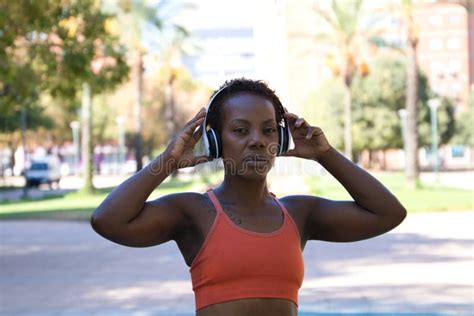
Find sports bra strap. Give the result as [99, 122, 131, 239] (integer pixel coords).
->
[206, 189, 224, 214]
[270, 192, 289, 215]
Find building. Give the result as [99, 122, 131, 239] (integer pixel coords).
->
[414, 1, 474, 170]
[416, 0, 473, 112]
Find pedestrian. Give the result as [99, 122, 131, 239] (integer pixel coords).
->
[91, 78, 407, 316]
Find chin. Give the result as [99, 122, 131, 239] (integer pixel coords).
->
[223, 159, 275, 179]
[240, 169, 270, 181]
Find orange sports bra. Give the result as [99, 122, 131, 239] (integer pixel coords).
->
[189, 189, 305, 311]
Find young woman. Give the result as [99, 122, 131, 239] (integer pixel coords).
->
[91, 78, 407, 316]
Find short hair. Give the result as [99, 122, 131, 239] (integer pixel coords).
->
[206, 78, 284, 133]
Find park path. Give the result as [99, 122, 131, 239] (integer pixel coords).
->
[0, 210, 472, 315]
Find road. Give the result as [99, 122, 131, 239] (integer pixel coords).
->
[0, 211, 473, 316]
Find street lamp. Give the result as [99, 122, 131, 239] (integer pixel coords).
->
[69, 121, 80, 175]
[115, 116, 125, 174]
[398, 109, 408, 175]
[427, 98, 441, 181]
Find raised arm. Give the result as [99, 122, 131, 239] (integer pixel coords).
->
[90, 108, 210, 247]
[282, 112, 407, 242]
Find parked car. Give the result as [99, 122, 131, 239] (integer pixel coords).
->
[25, 157, 61, 188]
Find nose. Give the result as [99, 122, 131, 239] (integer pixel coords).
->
[248, 129, 265, 150]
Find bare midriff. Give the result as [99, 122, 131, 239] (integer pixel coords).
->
[196, 297, 298, 316]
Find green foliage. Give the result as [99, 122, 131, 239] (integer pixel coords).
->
[304, 57, 456, 153]
[0, 0, 129, 134]
[302, 78, 345, 150]
[451, 89, 474, 146]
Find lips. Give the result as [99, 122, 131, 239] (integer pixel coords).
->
[243, 155, 269, 162]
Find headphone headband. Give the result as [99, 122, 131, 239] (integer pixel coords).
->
[202, 84, 291, 158]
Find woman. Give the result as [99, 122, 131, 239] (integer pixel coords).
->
[91, 78, 407, 316]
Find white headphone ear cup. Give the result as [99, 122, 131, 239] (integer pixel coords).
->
[202, 122, 211, 157]
[207, 128, 221, 158]
[277, 126, 289, 156]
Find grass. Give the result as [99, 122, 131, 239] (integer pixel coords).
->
[306, 171, 473, 212]
[0, 173, 222, 221]
[0, 171, 472, 221]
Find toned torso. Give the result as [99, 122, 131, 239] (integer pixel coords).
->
[171, 192, 309, 316]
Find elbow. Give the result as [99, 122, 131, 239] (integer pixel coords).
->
[90, 208, 109, 236]
[90, 211, 103, 235]
[391, 203, 407, 229]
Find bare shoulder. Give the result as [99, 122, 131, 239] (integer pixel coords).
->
[160, 191, 215, 216]
[278, 194, 316, 242]
[152, 191, 216, 234]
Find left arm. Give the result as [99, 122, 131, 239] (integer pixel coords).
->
[282, 112, 407, 242]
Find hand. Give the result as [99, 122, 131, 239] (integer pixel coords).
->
[163, 108, 212, 169]
[282, 111, 332, 160]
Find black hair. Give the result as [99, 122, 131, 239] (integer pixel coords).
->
[206, 78, 285, 133]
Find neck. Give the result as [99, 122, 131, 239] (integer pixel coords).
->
[215, 173, 271, 208]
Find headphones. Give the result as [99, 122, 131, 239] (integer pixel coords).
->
[202, 86, 291, 158]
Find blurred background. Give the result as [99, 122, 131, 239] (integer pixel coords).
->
[1, 0, 473, 190]
[0, 0, 473, 315]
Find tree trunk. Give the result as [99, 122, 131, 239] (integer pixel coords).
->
[81, 82, 95, 194]
[134, 51, 144, 172]
[343, 83, 353, 161]
[164, 76, 178, 177]
[405, 40, 420, 188]
[164, 80, 177, 139]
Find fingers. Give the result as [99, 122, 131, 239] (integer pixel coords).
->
[183, 111, 206, 137]
[184, 107, 207, 129]
[305, 126, 314, 139]
[192, 124, 204, 143]
[283, 111, 298, 122]
[284, 112, 312, 135]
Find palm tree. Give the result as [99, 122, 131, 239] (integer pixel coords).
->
[113, 0, 160, 172]
[402, 0, 421, 188]
[312, 0, 370, 161]
[156, 26, 197, 141]
[105, 0, 192, 171]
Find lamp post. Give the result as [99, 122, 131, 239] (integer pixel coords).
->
[398, 109, 408, 175]
[115, 116, 125, 174]
[427, 98, 440, 181]
[69, 121, 80, 175]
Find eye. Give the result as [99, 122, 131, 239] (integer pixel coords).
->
[233, 127, 248, 134]
[264, 127, 277, 134]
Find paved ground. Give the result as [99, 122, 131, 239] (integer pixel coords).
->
[1, 211, 473, 316]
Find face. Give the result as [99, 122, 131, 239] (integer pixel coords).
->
[219, 93, 279, 179]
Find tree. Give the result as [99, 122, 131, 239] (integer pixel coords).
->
[0, 0, 59, 161]
[48, 1, 129, 193]
[312, 0, 372, 161]
[352, 57, 455, 162]
[451, 88, 474, 147]
[305, 57, 456, 168]
[401, 0, 422, 188]
[1, 0, 129, 192]
[104, 0, 192, 171]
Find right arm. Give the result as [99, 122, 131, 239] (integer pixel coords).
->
[90, 107, 209, 247]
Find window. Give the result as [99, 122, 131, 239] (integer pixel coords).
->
[446, 37, 461, 50]
[448, 14, 460, 25]
[429, 38, 443, 51]
[451, 145, 465, 158]
[429, 15, 443, 26]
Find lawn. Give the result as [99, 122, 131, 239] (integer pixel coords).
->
[306, 171, 473, 212]
[0, 171, 472, 221]
[0, 172, 222, 221]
